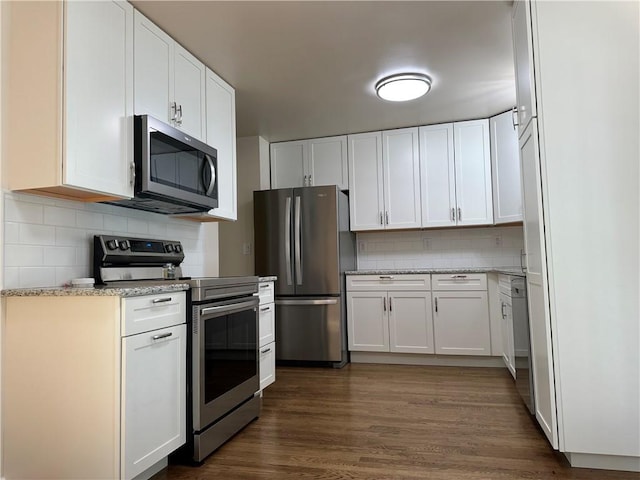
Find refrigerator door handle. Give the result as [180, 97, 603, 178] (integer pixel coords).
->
[285, 196, 293, 285]
[276, 299, 338, 306]
[294, 195, 302, 285]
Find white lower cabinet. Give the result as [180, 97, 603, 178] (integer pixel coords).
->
[258, 281, 276, 390]
[431, 273, 491, 356]
[499, 292, 516, 378]
[346, 275, 433, 354]
[3, 291, 187, 480]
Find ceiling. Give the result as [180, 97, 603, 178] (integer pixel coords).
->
[131, 1, 516, 143]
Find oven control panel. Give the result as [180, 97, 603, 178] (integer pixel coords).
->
[94, 235, 184, 261]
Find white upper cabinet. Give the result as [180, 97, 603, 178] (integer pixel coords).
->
[134, 10, 206, 141]
[491, 110, 523, 224]
[382, 128, 422, 229]
[512, 0, 537, 137]
[205, 68, 237, 221]
[420, 120, 493, 228]
[349, 129, 421, 231]
[453, 120, 493, 226]
[270, 136, 348, 190]
[270, 141, 308, 189]
[7, 1, 134, 201]
[348, 132, 385, 230]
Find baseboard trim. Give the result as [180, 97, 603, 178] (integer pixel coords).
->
[565, 452, 640, 472]
[350, 352, 506, 368]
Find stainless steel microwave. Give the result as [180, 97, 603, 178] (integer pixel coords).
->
[105, 115, 218, 215]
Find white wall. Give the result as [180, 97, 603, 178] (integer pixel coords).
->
[0, 1, 6, 476]
[218, 136, 269, 276]
[357, 226, 524, 270]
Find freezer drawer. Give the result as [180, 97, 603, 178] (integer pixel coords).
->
[275, 297, 342, 362]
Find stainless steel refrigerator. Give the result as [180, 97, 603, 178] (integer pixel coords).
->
[254, 185, 355, 366]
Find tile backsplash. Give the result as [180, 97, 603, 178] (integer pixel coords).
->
[356, 226, 524, 270]
[3, 191, 208, 288]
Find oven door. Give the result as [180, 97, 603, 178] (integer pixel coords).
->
[192, 296, 259, 431]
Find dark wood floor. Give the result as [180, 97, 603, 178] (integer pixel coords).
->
[157, 364, 637, 479]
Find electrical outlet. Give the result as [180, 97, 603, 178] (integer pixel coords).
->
[423, 238, 431, 250]
[242, 242, 251, 255]
[494, 235, 502, 247]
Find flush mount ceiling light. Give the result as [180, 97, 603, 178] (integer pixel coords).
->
[375, 73, 432, 102]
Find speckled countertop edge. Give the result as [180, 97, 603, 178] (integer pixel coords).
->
[258, 276, 278, 282]
[345, 268, 525, 277]
[1, 283, 191, 297]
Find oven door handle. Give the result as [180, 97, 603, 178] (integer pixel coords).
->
[200, 299, 257, 317]
[275, 299, 338, 306]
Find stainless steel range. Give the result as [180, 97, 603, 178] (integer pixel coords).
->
[93, 235, 261, 464]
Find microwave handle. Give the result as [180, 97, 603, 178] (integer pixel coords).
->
[203, 154, 216, 197]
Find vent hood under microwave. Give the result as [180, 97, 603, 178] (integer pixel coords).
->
[103, 115, 218, 215]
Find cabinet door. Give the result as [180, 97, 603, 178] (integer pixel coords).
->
[259, 302, 275, 347]
[419, 123, 456, 227]
[133, 10, 174, 123]
[433, 291, 491, 355]
[64, 0, 133, 198]
[453, 120, 493, 226]
[122, 324, 186, 480]
[491, 110, 523, 224]
[520, 120, 558, 448]
[346, 291, 389, 352]
[205, 68, 237, 220]
[270, 141, 307, 189]
[259, 342, 276, 390]
[308, 136, 348, 190]
[512, 0, 537, 136]
[382, 128, 422, 229]
[174, 43, 206, 141]
[347, 132, 385, 231]
[388, 291, 434, 354]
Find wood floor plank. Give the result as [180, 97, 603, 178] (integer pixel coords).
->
[154, 364, 637, 479]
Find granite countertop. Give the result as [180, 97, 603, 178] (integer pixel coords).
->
[345, 268, 525, 277]
[258, 276, 278, 282]
[1, 283, 191, 297]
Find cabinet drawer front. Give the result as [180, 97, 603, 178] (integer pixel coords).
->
[122, 292, 186, 336]
[258, 282, 275, 305]
[498, 274, 511, 289]
[347, 274, 431, 291]
[431, 273, 487, 291]
[259, 342, 276, 390]
[259, 303, 275, 348]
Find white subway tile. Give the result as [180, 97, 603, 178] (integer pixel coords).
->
[19, 267, 56, 288]
[55, 227, 86, 246]
[43, 246, 77, 266]
[44, 206, 77, 227]
[5, 222, 20, 244]
[76, 247, 90, 266]
[5, 198, 44, 224]
[104, 214, 128, 232]
[76, 211, 104, 229]
[4, 267, 20, 289]
[19, 224, 56, 245]
[127, 218, 149, 235]
[148, 222, 168, 237]
[5, 245, 44, 267]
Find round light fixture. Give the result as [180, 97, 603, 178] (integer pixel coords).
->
[375, 73, 432, 102]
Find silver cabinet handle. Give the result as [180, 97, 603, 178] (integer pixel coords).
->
[176, 104, 183, 126]
[383, 297, 386, 312]
[261, 347, 271, 354]
[260, 306, 271, 312]
[170, 102, 177, 122]
[501, 302, 506, 319]
[130, 161, 135, 187]
[511, 107, 519, 130]
[294, 195, 302, 285]
[152, 332, 172, 340]
[259, 284, 270, 289]
[308, 175, 312, 186]
[451, 275, 467, 279]
[451, 207, 455, 222]
[152, 297, 172, 304]
[379, 212, 383, 225]
[520, 249, 527, 272]
[389, 297, 393, 312]
[458, 207, 462, 221]
[435, 297, 438, 313]
[379, 275, 394, 279]
[385, 211, 389, 225]
[285, 196, 293, 286]
[203, 154, 216, 197]
[303, 175, 307, 186]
